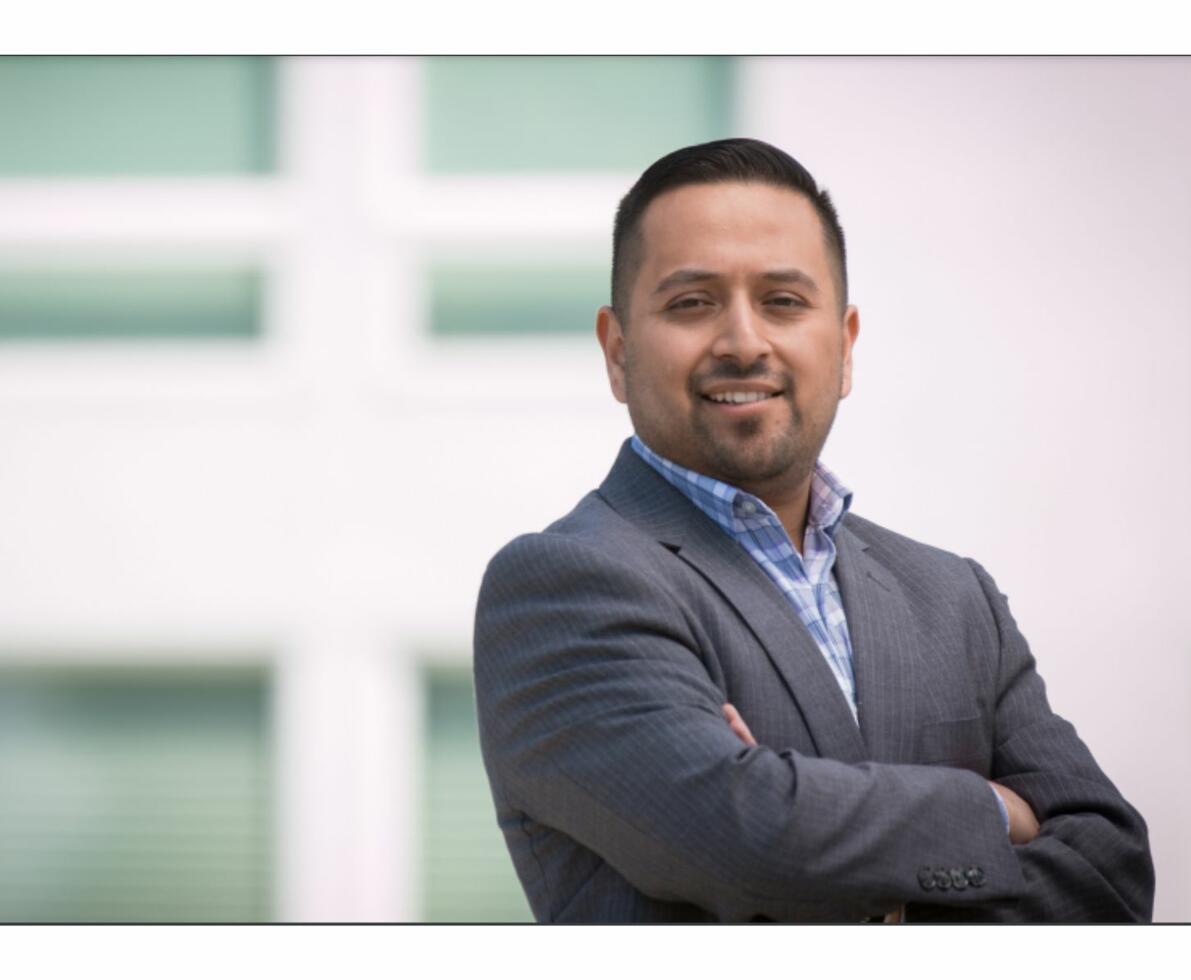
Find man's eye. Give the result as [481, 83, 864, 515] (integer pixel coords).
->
[767, 295, 807, 308]
[667, 297, 709, 311]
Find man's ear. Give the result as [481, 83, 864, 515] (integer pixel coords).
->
[839, 304, 860, 399]
[596, 305, 628, 404]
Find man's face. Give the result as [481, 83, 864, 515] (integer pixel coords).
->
[597, 181, 859, 496]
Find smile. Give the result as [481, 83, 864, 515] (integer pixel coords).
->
[702, 391, 782, 404]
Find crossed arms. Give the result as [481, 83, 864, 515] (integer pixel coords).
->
[474, 532, 1154, 922]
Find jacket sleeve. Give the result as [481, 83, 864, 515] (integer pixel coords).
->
[474, 532, 1027, 922]
[909, 559, 1155, 922]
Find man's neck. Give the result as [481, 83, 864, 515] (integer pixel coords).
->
[736, 472, 814, 555]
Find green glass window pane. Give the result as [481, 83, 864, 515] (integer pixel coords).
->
[429, 262, 605, 336]
[421, 665, 532, 922]
[0, 268, 262, 342]
[424, 57, 734, 173]
[0, 57, 275, 176]
[0, 665, 273, 923]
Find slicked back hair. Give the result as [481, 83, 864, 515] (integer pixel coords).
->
[610, 138, 848, 322]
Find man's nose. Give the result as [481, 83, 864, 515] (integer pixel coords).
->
[710, 299, 773, 365]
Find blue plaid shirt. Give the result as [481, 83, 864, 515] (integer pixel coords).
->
[631, 434, 859, 719]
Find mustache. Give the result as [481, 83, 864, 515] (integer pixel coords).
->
[691, 364, 790, 390]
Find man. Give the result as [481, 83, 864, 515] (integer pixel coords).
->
[473, 138, 1154, 923]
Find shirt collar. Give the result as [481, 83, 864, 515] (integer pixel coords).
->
[630, 434, 853, 541]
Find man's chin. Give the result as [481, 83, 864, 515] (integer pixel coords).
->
[705, 442, 803, 489]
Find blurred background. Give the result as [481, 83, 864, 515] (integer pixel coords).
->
[0, 56, 1187, 923]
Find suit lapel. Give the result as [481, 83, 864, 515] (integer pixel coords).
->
[598, 442, 869, 765]
[834, 520, 921, 763]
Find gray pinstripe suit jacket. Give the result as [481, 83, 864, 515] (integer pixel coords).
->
[473, 441, 1154, 922]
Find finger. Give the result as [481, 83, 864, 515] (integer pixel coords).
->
[721, 703, 758, 746]
[721, 703, 746, 741]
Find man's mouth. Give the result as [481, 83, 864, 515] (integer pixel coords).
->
[701, 390, 783, 405]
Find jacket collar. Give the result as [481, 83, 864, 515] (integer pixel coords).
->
[597, 439, 920, 764]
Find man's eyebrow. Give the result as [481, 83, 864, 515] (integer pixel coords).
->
[761, 268, 820, 292]
[652, 269, 718, 295]
[651, 267, 821, 294]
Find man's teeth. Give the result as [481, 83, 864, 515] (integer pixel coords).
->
[706, 391, 775, 404]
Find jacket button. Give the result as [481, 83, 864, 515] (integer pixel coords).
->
[966, 866, 986, 888]
[917, 866, 935, 891]
[950, 867, 968, 890]
[933, 867, 951, 891]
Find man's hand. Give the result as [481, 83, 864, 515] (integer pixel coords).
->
[724, 704, 1063, 922]
[989, 781, 1041, 844]
[722, 703, 757, 747]
[724, 704, 1042, 847]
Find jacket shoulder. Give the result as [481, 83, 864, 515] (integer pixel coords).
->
[488, 489, 664, 571]
[842, 511, 965, 560]
[841, 511, 984, 595]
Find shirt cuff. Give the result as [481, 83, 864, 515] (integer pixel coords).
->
[989, 784, 1010, 833]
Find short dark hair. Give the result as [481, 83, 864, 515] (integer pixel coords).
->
[610, 137, 848, 320]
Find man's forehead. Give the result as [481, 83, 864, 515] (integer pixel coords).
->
[640, 180, 820, 228]
[635, 182, 829, 275]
